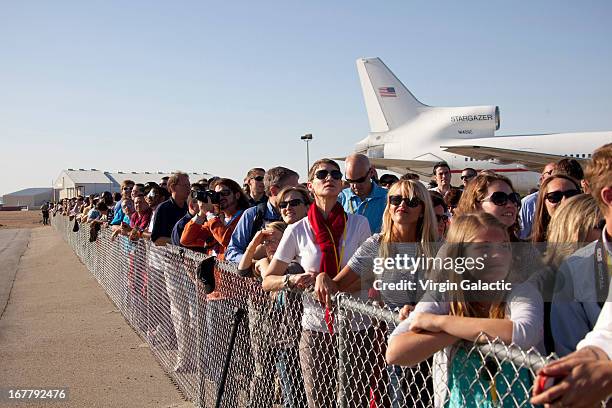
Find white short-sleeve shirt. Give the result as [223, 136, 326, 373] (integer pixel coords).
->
[274, 212, 372, 332]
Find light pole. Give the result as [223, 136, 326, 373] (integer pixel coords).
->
[300, 133, 313, 176]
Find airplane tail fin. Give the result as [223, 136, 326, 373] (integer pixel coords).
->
[357, 57, 427, 132]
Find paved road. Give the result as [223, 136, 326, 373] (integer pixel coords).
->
[0, 229, 30, 319]
[0, 227, 190, 407]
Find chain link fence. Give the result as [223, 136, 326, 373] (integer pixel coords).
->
[53, 215, 559, 408]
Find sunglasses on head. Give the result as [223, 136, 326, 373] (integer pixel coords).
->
[389, 195, 422, 208]
[251, 175, 264, 182]
[279, 198, 305, 209]
[482, 191, 521, 208]
[314, 169, 343, 180]
[544, 189, 580, 204]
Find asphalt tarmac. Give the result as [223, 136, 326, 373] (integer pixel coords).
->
[0, 227, 190, 407]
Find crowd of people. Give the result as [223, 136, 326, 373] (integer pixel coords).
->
[50, 144, 612, 407]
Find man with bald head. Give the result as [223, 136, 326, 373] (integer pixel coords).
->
[338, 153, 387, 233]
[519, 162, 556, 239]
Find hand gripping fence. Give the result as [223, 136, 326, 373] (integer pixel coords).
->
[53, 215, 583, 408]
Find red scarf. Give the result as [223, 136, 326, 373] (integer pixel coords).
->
[308, 202, 346, 334]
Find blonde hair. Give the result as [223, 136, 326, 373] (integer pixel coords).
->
[266, 221, 288, 235]
[531, 174, 581, 242]
[443, 212, 509, 319]
[544, 194, 602, 269]
[456, 172, 519, 239]
[379, 180, 438, 260]
[585, 143, 612, 214]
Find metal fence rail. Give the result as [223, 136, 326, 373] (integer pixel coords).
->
[52, 215, 557, 408]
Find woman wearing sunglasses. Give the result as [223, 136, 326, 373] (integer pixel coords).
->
[263, 158, 371, 408]
[531, 174, 582, 243]
[455, 173, 522, 241]
[315, 179, 438, 407]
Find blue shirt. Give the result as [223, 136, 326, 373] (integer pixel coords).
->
[150, 198, 188, 243]
[172, 211, 196, 247]
[551, 231, 611, 356]
[225, 201, 281, 263]
[519, 192, 538, 240]
[338, 181, 387, 233]
[110, 200, 125, 226]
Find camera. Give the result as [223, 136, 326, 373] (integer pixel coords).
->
[191, 189, 220, 204]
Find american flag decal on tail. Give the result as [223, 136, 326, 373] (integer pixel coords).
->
[378, 87, 396, 97]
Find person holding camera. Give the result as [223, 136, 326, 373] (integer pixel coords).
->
[180, 178, 250, 259]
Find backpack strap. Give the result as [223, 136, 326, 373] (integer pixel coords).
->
[249, 202, 268, 242]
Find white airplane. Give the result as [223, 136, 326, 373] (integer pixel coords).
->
[350, 57, 612, 191]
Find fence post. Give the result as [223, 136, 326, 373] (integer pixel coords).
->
[196, 286, 206, 408]
[215, 307, 247, 408]
[335, 293, 349, 408]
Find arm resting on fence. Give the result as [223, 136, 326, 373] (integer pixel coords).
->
[386, 330, 457, 367]
[437, 315, 513, 344]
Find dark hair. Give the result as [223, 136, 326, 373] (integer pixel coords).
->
[555, 158, 584, 181]
[429, 191, 448, 212]
[96, 202, 108, 212]
[379, 173, 399, 186]
[444, 188, 463, 209]
[462, 167, 477, 175]
[277, 186, 313, 207]
[400, 172, 420, 181]
[210, 178, 251, 210]
[102, 191, 113, 205]
[113, 192, 122, 202]
[244, 168, 265, 196]
[433, 162, 450, 175]
[149, 186, 170, 201]
[265, 167, 300, 196]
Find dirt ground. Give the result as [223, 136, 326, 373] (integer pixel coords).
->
[0, 210, 45, 229]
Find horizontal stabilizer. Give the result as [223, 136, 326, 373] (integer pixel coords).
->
[441, 145, 588, 171]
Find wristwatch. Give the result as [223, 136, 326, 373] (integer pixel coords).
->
[282, 274, 291, 289]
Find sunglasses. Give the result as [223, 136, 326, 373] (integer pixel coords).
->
[218, 190, 233, 197]
[314, 169, 343, 180]
[481, 191, 521, 208]
[345, 173, 370, 184]
[251, 176, 264, 182]
[460, 174, 476, 181]
[389, 195, 422, 208]
[279, 198, 305, 209]
[436, 214, 449, 223]
[545, 189, 580, 204]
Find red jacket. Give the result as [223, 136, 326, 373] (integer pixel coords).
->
[180, 211, 243, 260]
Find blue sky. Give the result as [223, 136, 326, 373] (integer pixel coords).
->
[1, 0, 611, 196]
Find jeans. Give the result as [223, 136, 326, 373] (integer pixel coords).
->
[276, 347, 307, 408]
